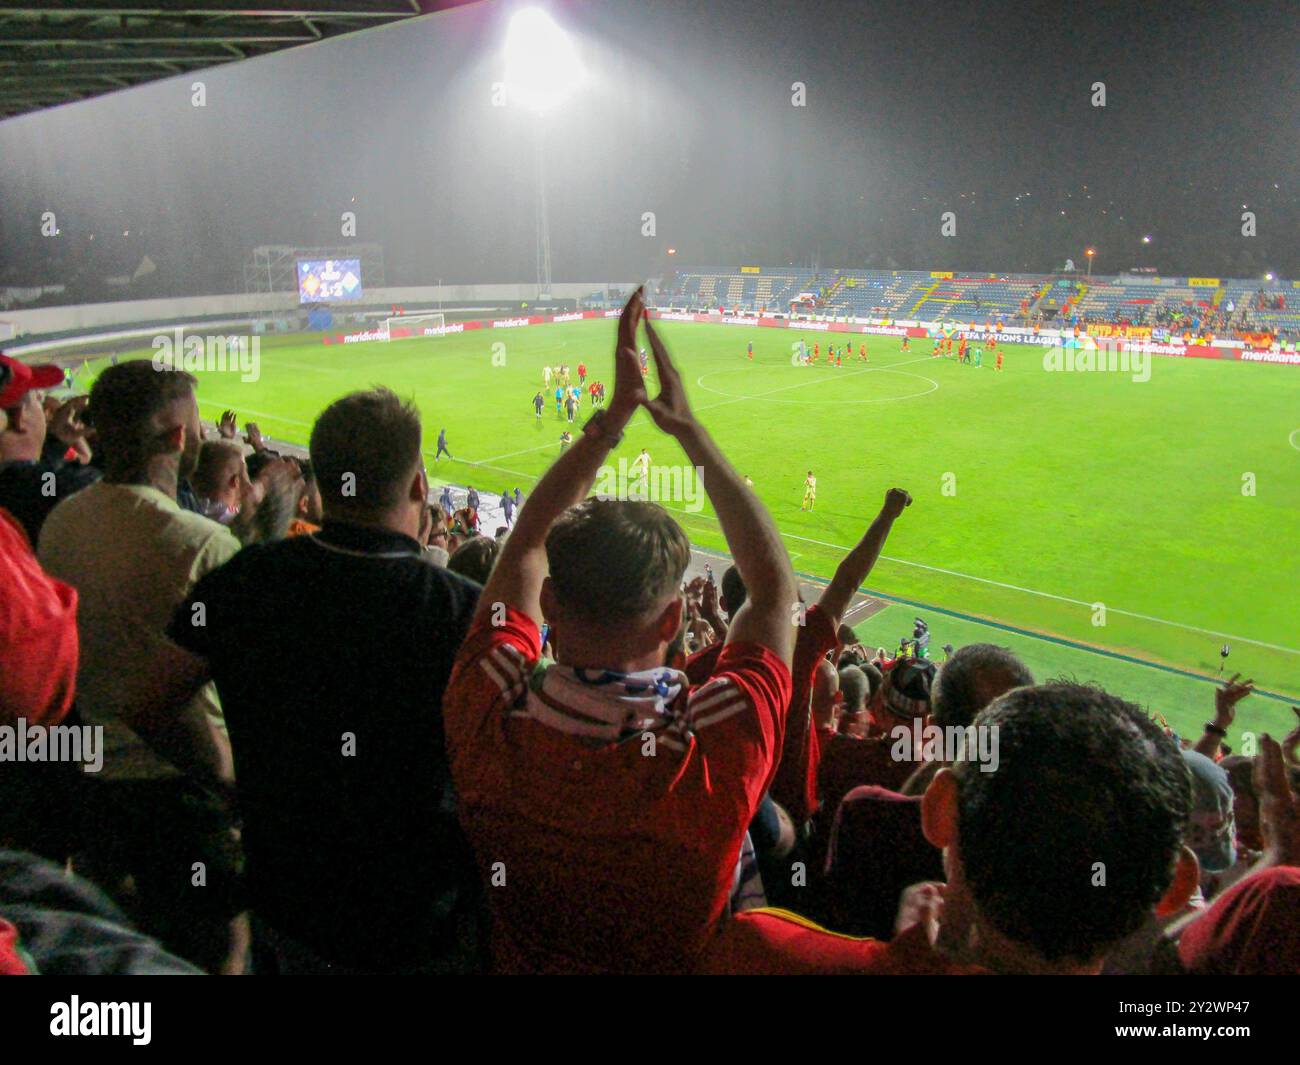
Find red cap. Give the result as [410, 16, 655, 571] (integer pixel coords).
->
[0, 353, 65, 409]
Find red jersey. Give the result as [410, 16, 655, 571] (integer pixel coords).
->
[0, 508, 78, 727]
[1178, 866, 1300, 975]
[769, 604, 838, 824]
[444, 606, 793, 974]
[577, 363, 587, 377]
[700, 910, 988, 975]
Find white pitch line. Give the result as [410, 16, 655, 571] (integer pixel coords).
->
[199, 400, 312, 429]
[472, 440, 570, 465]
[651, 503, 1300, 657]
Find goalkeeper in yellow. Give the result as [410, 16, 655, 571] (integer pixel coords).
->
[801, 470, 817, 511]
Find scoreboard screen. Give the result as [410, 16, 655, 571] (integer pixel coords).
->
[297, 259, 362, 303]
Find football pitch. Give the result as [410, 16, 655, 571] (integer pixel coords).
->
[87, 318, 1300, 736]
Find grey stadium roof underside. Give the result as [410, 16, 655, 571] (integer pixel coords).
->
[0, 1, 477, 121]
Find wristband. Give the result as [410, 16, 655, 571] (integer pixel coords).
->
[1203, 721, 1227, 738]
[582, 409, 623, 447]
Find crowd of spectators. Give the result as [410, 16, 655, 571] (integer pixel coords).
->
[1, 291, 1297, 975]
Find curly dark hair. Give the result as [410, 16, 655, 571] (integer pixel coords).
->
[953, 683, 1191, 963]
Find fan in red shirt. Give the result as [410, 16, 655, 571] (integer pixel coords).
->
[0, 505, 78, 727]
[707, 683, 1224, 974]
[817, 642, 1035, 936]
[444, 289, 799, 974]
[817, 657, 937, 816]
[0, 387, 78, 729]
[686, 489, 913, 828]
[1173, 735, 1300, 975]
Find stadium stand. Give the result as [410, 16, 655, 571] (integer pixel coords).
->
[654, 265, 1300, 342]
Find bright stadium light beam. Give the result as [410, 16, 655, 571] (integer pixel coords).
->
[505, 8, 586, 114]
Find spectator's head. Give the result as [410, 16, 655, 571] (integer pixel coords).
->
[541, 499, 691, 670]
[1181, 749, 1237, 873]
[921, 683, 1197, 973]
[931, 643, 1034, 730]
[871, 658, 935, 730]
[836, 623, 857, 647]
[0, 354, 62, 462]
[838, 665, 869, 715]
[860, 661, 883, 702]
[192, 440, 249, 511]
[423, 503, 449, 552]
[447, 534, 501, 585]
[811, 658, 840, 729]
[1218, 755, 1262, 853]
[296, 458, 323, 524]
[719, 564, 746, 617]
[309, 388, 425, 537]
[85, 361, 201, 485]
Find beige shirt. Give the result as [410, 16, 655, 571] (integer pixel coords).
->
[39, 482, 241, 780]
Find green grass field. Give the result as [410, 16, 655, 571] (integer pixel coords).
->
[84, 318, 1300, 738]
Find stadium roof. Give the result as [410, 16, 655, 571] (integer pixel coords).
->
[0, 1, 475, 122]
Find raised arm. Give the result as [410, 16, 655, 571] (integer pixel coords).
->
[475, 290, 649, 627]
[641, 314, 797, 666]
[817, 488, 912, 626]
[1192, 673, 1252, 759]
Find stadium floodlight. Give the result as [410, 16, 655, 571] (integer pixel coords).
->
[504, 9, 586, 302]
[505, 8, 586, 114]
[1265, 272, 1275, 281]
[1142, 235, 1152, 244]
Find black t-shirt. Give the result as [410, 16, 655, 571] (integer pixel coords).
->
[169, 520, 481, 969]
[0, 458, 101, 547]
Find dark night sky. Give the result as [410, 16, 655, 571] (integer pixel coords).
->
[0, 0, 1296, 301]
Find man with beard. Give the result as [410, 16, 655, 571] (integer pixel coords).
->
[39, 362, 251, 973]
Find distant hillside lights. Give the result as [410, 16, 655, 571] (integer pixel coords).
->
[151, 328, 260, 382]
[1043, 340, 1150, 383]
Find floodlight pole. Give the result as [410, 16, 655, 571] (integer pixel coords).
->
[535, 123, 553, 302]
